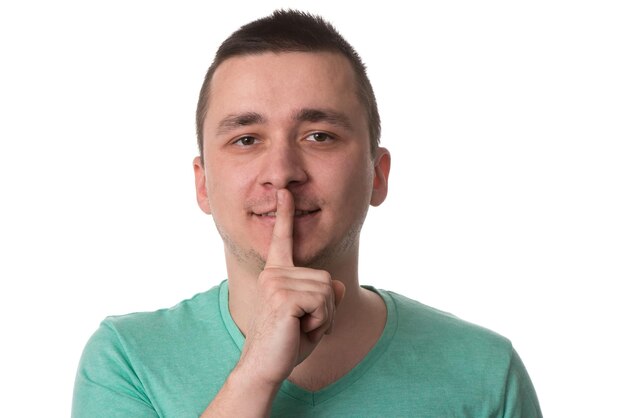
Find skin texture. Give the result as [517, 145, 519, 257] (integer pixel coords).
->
[194, 51, 391, 417]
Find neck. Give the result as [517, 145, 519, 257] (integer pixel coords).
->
[225, 243, 364, 337]
[223, 242, 388, 391]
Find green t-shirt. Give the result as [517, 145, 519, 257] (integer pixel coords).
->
[72, 281, 542, 417]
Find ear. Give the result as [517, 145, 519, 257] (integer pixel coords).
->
[370, 147, 391, 207]
[193, 156, 212, 214]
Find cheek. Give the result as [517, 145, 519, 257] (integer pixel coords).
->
[205, 165, 251, 215]
[324, 157, 374, 208]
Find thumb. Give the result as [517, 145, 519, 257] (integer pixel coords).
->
[323, 280, 346, 337]
[332, 280, 346, 308]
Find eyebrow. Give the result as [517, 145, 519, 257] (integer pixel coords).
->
[215, 108, 353, 136]
[293, 108, 353, 131]
[216, 112, 266, 135]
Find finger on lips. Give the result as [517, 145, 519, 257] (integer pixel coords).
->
[266, 189, 295, 268]
[261, 188, 344, 341]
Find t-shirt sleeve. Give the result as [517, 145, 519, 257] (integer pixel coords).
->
[501, 348, 543, 418]
[72, 321, 159, 418]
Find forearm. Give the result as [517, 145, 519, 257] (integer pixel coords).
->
[200, 364, 281, 418]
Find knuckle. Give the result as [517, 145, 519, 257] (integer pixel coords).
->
[315, 294, 329, 315]
[259, 269, 284, 287]
[259, 267, 279, 279]
[270, 287, 290, 305]
[314, 291, 325, 304]
[257, 269, 272, 284]
[318, 280, 333, 299]
[258, 275, 287, 300]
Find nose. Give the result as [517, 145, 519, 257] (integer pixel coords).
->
[257, 140, 308, 190]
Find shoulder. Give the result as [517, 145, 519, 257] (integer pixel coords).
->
[73, 282, 239, 416]
[103, 283, 222, 341]
[381, 289, 514, 376]
[386, 289, 511, 345]
[364, 289, 542, 416]
[81, 282, 227, 370]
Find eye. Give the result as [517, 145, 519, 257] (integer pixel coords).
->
[234, 136, 258, 146]
[305, 132, 334, 142]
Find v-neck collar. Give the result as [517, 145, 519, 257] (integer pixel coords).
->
[218, 280, 398, 405]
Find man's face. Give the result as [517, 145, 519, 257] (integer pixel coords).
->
[194, 52, 390, 271]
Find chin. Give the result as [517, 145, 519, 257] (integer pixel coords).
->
[294, 224, 362, 269]
[292, 244, 343, 269]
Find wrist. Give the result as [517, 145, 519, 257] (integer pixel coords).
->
[229, 361, 283, 401]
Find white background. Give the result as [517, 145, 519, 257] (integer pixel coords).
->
[1, 1, 624, 416]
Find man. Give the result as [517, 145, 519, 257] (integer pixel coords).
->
[73, 10, 542, 417]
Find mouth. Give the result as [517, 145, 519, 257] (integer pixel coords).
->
[255, 209, 320, 217]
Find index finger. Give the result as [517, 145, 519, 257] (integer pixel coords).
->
[265, 189, 294, 267]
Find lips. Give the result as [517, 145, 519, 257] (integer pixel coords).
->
[255, 209, 320, 217]
[247, 195, 322, 219]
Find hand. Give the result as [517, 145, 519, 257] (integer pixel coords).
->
[237, 189, 345, 387]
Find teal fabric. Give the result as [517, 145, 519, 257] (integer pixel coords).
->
[72, 281, 542, 417]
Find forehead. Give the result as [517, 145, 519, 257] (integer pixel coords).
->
[205, 52, 365, 129]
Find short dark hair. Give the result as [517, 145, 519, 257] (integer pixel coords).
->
[195, 9, 381, 159]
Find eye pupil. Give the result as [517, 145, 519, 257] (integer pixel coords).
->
[313, 133, 327, 142]
[241, 136, 254, 145]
